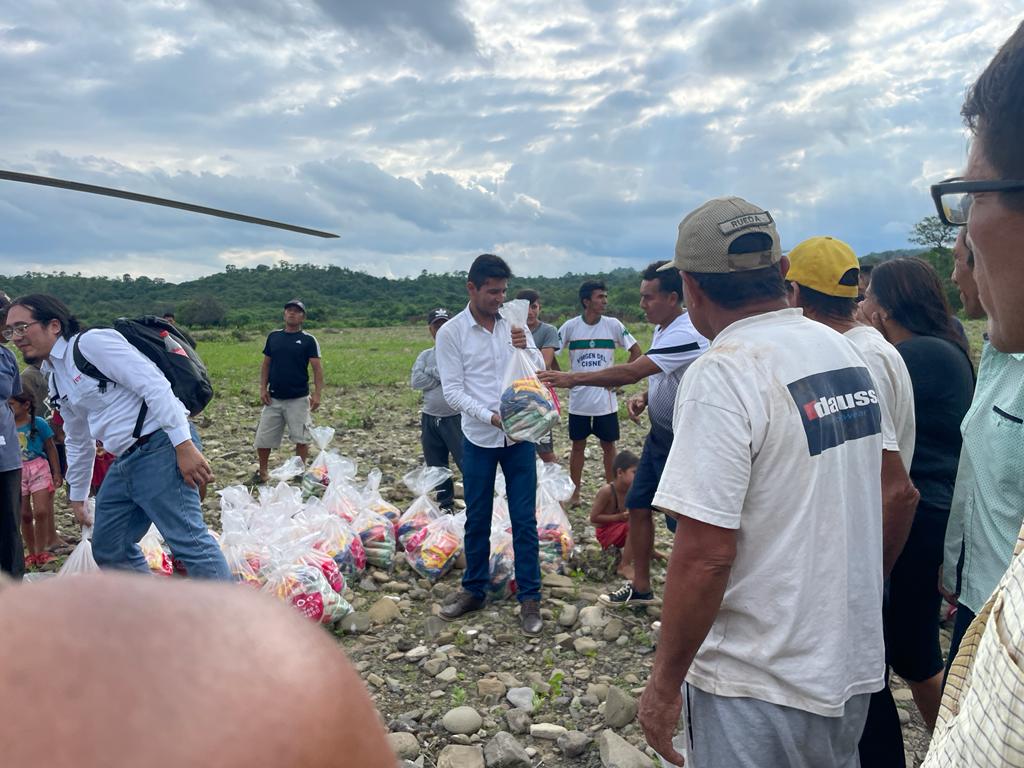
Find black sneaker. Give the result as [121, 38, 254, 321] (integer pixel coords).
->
[599, 582, 660, 607]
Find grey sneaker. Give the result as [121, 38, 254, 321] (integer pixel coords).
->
[598, 582, 660, 607]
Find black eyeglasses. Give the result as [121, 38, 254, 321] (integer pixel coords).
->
[930, 177, 1024, 226]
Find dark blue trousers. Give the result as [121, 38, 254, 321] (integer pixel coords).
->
[461, 439, 540, 603]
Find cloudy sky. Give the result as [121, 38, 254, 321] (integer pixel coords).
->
[1, 0, 1019, 282]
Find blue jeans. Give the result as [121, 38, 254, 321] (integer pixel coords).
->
[93, 426, 231, 580]
[461, 439, 540, 603]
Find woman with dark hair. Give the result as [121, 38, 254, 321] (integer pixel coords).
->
[858, 257, 975, 731]
[0, 292, 26, 578]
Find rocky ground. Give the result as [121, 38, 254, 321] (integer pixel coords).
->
[40, 379, 941, 768]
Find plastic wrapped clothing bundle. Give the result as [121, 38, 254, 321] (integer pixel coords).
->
[497, 299, 560, 443]
[360, 469, 402, 529]
[404, 514, 463, 581]
[352, 508, 397, 570]
[261, 564, 351, 625]
[395, 465, 452, 549]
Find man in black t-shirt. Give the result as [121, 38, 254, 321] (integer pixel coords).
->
[254, 300, 323, 483]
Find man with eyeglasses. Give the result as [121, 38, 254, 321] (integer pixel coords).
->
[924, 20, 1024, 766]
[1, 294, 230, 580]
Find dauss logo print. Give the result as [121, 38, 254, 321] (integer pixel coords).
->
[787, 366, 882, 456]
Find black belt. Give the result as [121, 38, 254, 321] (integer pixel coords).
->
[120, 432, 156, 459]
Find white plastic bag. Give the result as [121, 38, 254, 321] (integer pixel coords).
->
[268, 455, 305, 483]
[57, 526, 100, 578]
[404, 513, 463, 582]
[498, 299, 559, 442]
[395, 465, 452, 549]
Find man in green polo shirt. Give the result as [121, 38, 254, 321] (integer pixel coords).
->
[940, 229, 1024, 680]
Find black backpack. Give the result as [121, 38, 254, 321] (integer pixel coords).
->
[72, 316, 214, 438]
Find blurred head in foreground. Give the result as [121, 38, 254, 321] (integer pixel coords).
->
[0, 575, 393, 768]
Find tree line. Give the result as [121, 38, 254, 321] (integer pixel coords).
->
[1, 219, 959, 330]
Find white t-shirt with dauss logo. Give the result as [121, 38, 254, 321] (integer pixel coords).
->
[653, 308, 885, 717]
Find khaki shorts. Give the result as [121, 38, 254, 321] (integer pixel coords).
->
[255, 397, 313, 448]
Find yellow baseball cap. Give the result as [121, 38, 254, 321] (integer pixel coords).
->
[786, 236, 860, 298]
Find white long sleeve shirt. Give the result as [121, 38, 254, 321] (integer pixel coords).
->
[435, 304, 543, 448]
[43, 331, 192, 502]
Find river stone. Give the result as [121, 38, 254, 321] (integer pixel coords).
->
[574, 637, 599, 654]
[505, 708, 532, 735]
[405, 645, 430, 660]
[483, 731, 531, 768]
[437, 744, 485, 768]
[602, 618, 624, 642]
[587, 683, 609, 702]
[530, 723, 568, 740]
[423, 658, 447, 676]
[338, 611, 371, 634]
[436, 666, 459, 683]
[424, 616, 448, 639]
[443, 706, 484, 735]
[368, 596, 401, 624]
[579, 605, 606, 627]
[542, 573, 575, 589]
[506, 687, 536, 712]
[604, 686, 637, 728]
[386, 732, 420, 760]
[557, 730, 592, 758]
[477, 678, 507, 704]
[558, 604, 579, 627]
[597, 729, 651, 768]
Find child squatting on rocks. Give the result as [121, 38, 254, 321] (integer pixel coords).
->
[590, 450, 667, 581]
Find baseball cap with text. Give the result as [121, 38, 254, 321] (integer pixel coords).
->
[786, 236, 860, 298]
[659, 196, 782, 274]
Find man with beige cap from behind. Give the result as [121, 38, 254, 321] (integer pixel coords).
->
[638, 198, 886, 767]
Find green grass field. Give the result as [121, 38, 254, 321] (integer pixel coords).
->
[196, 318, 985, 392]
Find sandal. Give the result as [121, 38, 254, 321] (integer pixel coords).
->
[33, 552, 55, 566]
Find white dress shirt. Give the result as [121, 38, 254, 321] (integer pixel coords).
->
[43, 331, 192, 502]
[435, 304, 543, 448]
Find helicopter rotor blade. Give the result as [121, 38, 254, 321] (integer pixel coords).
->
[0, 170, 339, 239]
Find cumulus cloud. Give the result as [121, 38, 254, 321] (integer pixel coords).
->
[0, 0, 1021, 280]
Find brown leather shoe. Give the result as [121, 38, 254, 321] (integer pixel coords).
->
[520, 599, 542, 637]
[439, 590, 485, 621]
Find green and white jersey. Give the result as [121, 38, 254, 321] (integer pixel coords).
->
[557, 315, 637, 416]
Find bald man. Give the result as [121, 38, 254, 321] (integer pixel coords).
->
[0, 575, 393, 768]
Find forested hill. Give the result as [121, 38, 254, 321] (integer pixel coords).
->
[0, 263, 650, 329]
[0, 249, 923, 329]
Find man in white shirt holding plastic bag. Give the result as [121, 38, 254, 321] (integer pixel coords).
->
[435, 254, 548, 636]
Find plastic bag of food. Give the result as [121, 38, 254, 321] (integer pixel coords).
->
[300, 426, 335, 496]
[57, 526, 99, 578]
[498, 299, 560, 443]
[261, 563, 351, 625]
[352, 508, 397, 570]
[218, 485, 259, 535]
[139, 524, 173, 576]
[395, 465, 452, 549]
[220, 531, 265, 588]
[315, 514, 367, 577]
[360, 469, 402, 529]
[488, 524, 516, 601]
[268, 455, 305, 483]
[405, 513, 463, 581]
[323, 478, 362, 522]
[536, 497, 575, 575]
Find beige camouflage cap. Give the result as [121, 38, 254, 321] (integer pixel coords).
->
[659, 196, 782, 274]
